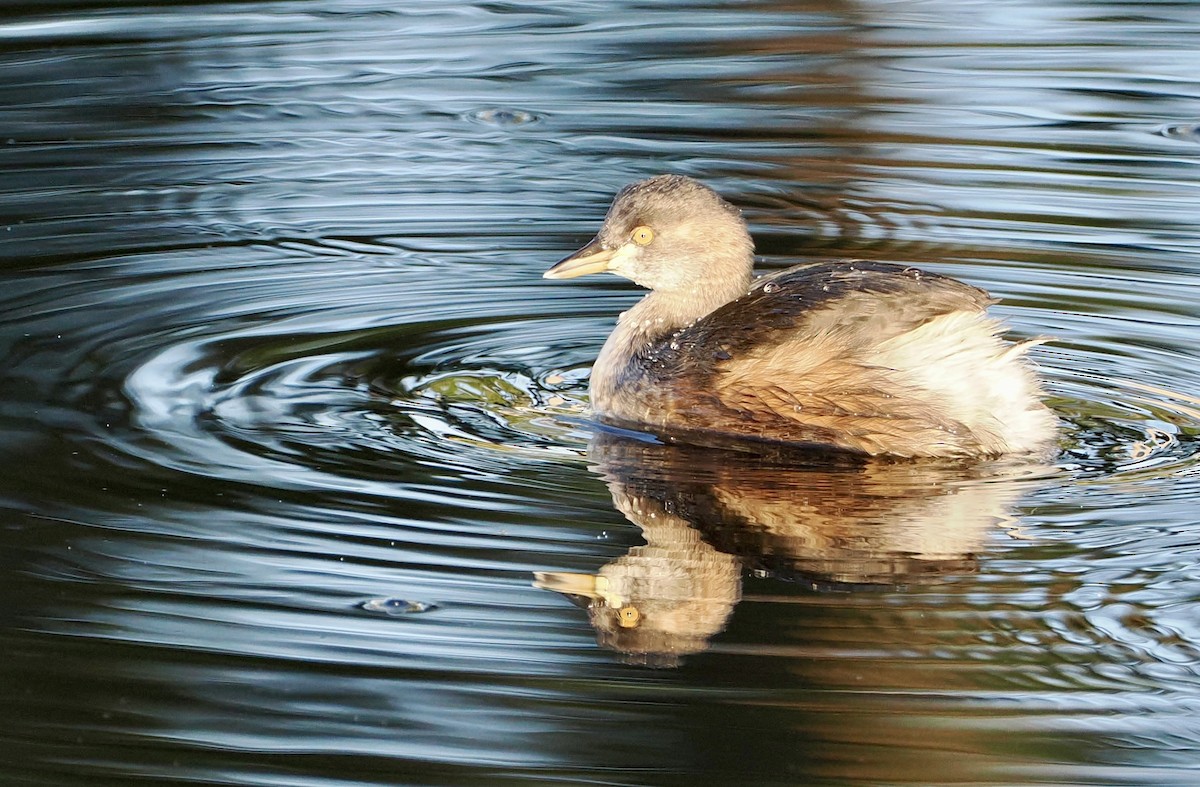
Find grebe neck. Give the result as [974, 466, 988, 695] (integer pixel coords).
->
[591, 276, 750, 407]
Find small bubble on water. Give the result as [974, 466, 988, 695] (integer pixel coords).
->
[360, 598, 438, 617]
[465, 108, 540, 127]
[1157, 122, 1200, 142]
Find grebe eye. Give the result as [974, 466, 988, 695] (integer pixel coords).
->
[631, 226, 654, 246]
[617, 605, 641, 628]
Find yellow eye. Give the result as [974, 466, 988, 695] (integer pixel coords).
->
[617, 605, 641, 628]
[631, 225, 654, 246]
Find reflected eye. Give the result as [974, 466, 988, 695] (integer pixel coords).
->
[630, 225, 654, 246]
[617, 605, 641, 628]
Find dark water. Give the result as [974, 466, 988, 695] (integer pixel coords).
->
[3, 1, 1200, 784]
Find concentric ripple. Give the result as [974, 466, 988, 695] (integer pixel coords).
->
[118, 317, 597, 497]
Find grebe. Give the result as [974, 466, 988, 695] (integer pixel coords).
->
[544, 175, 1056, 459]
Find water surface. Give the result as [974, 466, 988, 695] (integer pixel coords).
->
[3, 1, 1200, 784]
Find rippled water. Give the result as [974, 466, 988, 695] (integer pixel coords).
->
[3, 1, 1200, 784]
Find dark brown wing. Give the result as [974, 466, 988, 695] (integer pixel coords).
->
[686, 260, 993, 357]
[648, 261, 997, 455]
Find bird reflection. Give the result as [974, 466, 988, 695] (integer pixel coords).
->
[536, 431, 1045, 666]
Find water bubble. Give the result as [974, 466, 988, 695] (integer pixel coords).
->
[465, 108, 541, 127]
[360, 598, 439, 617]
[1157, 122, 1200, 142]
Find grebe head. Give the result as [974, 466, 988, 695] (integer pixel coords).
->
[544, 174, 754, 297]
